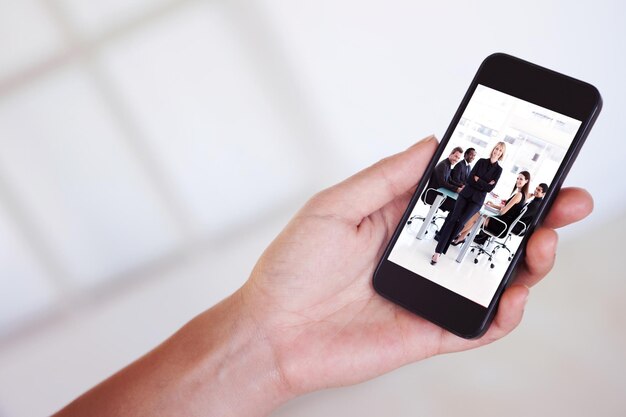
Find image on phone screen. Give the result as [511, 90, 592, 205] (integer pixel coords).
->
[387, 84, 582, 307]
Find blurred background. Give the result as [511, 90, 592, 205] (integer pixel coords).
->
[0, 0, 624, 416]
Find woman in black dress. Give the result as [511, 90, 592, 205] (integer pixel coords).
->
[484, 170, 530, 234]
[431, 142, 505, 265]
[457, 170, 530, 243]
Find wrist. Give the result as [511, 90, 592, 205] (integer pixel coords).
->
[53, 291, 293, 417]
[188, 291, 294, 416]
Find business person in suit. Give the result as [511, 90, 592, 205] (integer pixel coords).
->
[431, 142, 505, 265]
[512, 182, 549, 235]
[424, 146, 464, 212]
[451, 147, 476, 186]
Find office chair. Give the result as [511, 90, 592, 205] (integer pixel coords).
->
[471, 206, 527, 269]
[406, 188, 448, 236]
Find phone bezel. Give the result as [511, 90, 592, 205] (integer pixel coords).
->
[373, 53, 602, 339]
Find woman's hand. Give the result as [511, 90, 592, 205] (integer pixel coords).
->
[242, 135, 593, 396]
[53, 135, 595, 417]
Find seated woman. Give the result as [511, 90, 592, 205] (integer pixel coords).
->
[452, 170, 530, 245]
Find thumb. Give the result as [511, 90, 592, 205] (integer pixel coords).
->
[306, 135, 438, 225]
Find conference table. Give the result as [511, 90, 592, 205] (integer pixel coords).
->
[415, 187, 458, 239]
[455, 204, 500, 263]
[415, 187, 500, 263]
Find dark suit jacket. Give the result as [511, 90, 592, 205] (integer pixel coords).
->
[424, 158, 464, 209]
[459, 158, 502, 204]
[428, 158, 462, 192]
[523, 197, 542, 220]
[451, 160, 471, 187]
[512, 197, 544, 234]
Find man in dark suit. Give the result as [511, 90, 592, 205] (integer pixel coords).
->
[451, 147, 476, 187]
[423, 146, 464, 211]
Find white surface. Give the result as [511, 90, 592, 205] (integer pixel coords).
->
[98, 1, 311, 235]
[0, 1, 63, 80]
[0, 65, 182, 286]
[0, 201, 57, 334]
[389, 214, 514, 307]
[0, 1, 624, 416]
[55, 0, 176, 38]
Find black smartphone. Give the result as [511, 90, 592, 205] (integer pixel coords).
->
[373, 53, 602, 339]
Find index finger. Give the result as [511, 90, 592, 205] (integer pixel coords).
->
[306, 136, 438, 225]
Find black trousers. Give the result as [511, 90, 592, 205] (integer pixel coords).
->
[435, 194, 482, 255]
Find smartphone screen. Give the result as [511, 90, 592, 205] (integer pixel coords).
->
[373, 54, 601, 338]
[388, 84, 581, 307]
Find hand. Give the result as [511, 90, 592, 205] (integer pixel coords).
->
[241, 135, 593, 397]
[489, 179, 496, 185]
[474, 175, 479, 182]
[53, 135, 594, 417]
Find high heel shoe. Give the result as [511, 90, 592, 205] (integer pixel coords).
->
[430, 254, 439, 265]
[451, 239, 466, 246]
